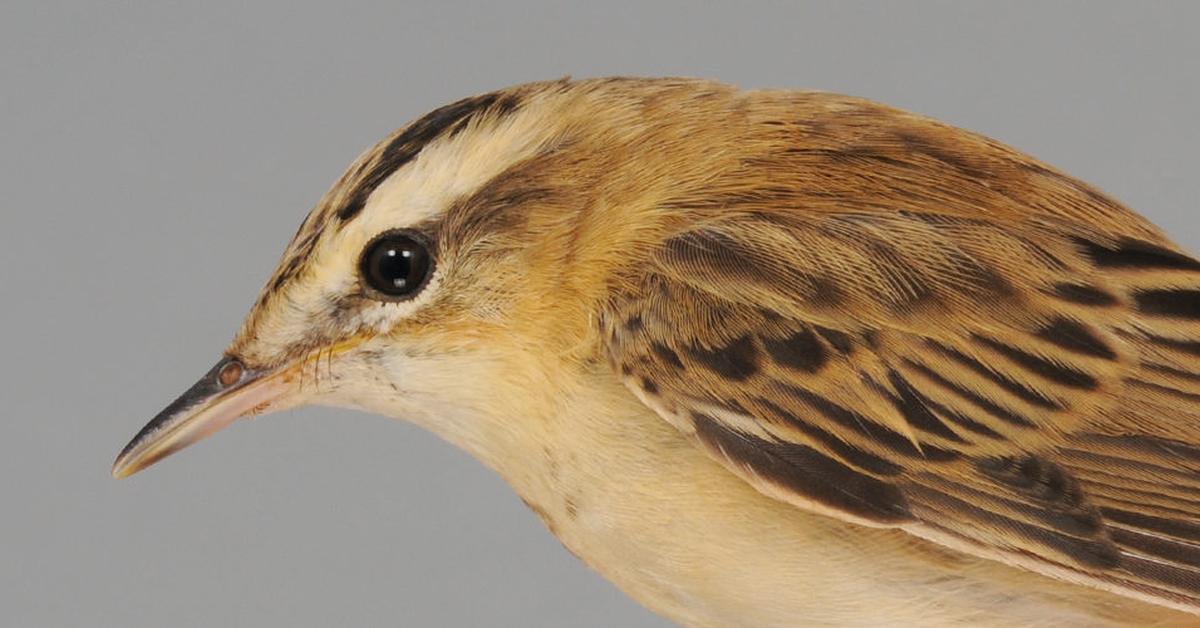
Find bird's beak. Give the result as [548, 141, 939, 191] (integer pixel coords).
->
[111, 356, 293, 479]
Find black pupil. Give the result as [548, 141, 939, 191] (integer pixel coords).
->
[363, 234, 431, 298]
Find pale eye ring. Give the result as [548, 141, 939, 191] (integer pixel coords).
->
[359, 230, 435, 301]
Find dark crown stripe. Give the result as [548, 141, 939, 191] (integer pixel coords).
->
[337, 92, 520, 221]
[263, 91, 521, 297]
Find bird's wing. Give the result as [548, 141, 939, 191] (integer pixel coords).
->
[604, 207, 1200, 612]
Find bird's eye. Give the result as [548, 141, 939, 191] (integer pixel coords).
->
[359, 231, 434, 300]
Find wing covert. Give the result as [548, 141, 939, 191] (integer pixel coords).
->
[604, 208, 1200, 611]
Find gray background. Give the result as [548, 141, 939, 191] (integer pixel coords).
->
[2, 2, 1197, 626]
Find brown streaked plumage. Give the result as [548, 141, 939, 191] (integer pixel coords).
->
[114, 77, 1200, 626]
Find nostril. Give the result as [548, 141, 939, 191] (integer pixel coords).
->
[217, 359, 244, 388]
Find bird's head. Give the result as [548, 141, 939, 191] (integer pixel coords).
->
[112, 78, 745, 478]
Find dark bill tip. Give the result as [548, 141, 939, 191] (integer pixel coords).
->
[112, 356, 273, 479]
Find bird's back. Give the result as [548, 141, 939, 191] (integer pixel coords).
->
[573, 80, 1200, 618]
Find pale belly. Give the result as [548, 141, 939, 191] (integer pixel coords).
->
[504, 376, 1197, 628]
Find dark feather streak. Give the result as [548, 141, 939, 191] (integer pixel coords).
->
[691, 413, 912, 523]
[1075, 237, 1200, 272]
[907, 484, 1121, 570]
[1118, 555, 1200, 597]
[755, 397, 904, 476]
[1135, 289, 1200, 320]
[1144, 333, 1200, 358]
[976, 456, 1086, 508]
[650, 342, 684, 369]
[814, 326, 855, 355]
[1036, 318, 1118, 360]
[903, 359, 1037, 428]
[1049, 283, 1120, 307]
[784, 385, 958, 462]
[882, 370, 967, 442]
[1101, 508, 1200, 543]
[762, 327, 827, 373]
[930, 471, 1102, 537]
[919, 396, 1006, 440]
[687, 335, 760, 380]
[973, 335, 1099, 390]
[927, 340, 1063, 409]
[1079, 433, 1200, 464]
[1110, 528, 1200, 570]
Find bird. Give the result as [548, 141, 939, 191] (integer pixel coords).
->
[113, 77, 1200, 627]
